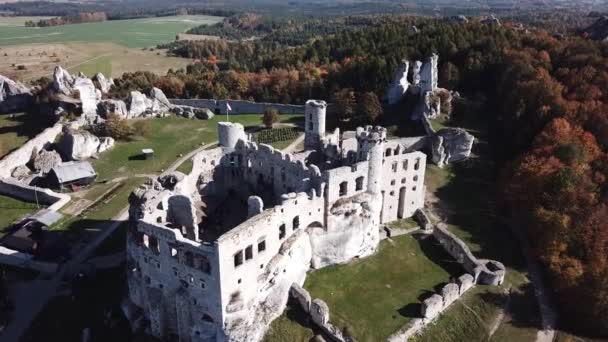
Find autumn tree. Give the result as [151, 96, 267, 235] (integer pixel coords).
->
[332, 88, 356, 122]
[354, 92, 382, 124]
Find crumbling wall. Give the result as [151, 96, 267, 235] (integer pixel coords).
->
[433, 223, 505, 285]
[0, 123, 64, 178]
[0, 178, 70, 210]
[170, 99, 305, 115]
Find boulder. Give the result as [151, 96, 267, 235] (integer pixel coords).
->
[441, 283, 460, 307]
[430, 128, 474, 168]
[33, 150, 62, 174]
[97, 137, 115, 153]
[0, 74, 32, 113]
[194, 107, 214, 120]
[11, 165, 31, 179]
[310, 299, 330, 326]
[290, 283, 311, 313]
[73, 77, 98, 116]
[53, 66, 74, 95]
[387, 60, 410, 105]
[457, 274, 474, 295]
[422, 294, 443, 319]
[93, 73, 112, 94]
[149, 87, 171, 109]
[128, 91, 148, 118]
[57, 129, 101, 160]
[98, 99, 128, 119]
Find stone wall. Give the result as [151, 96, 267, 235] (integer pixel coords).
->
[0, 123, 63, 178]
[433, 223, 506, 286]
[0, 246, 58, 273]
[169, 99, 305, 115]
[0, 178, 70, 211]
[289, 284, 349, 342]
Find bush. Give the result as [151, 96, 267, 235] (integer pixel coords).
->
[103, 114, 134, 141]
[263, 107, 280, 128]
[131, 120, 151, 137]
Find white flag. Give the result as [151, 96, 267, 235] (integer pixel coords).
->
[226, 103, 232, 112]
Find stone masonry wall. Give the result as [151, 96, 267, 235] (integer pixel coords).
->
[0, 178, 70, 210]
[0, 123, 64, 178]
[170, 99, 305, 115]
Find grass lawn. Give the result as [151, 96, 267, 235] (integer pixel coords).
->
[0, 194, 43, 231]
[304, 234, 463, 342]
[263, 304, 318, 342]
[388, 217, 419, 230]
[0, 15, 223, 48]
[68, 54, 112, 78]
[0, 112, 50, 158]
[419, 114, 541, 341]
[52, 178, 146, 241]
[92, 114, 302, 180]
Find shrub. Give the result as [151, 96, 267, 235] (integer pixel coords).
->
[263, 107, 280, 128]
[131, 120, 151, 137]
[104, 114, 134, 141]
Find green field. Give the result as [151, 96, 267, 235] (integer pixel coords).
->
[92, 114, 303, 180]
[0, 15, 223, 48]
[0, 195, 43, 231]
[304, 234, 462, 342]
[0, 112, 49, 158]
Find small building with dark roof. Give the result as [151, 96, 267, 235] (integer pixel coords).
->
[48, 161, 97, 191]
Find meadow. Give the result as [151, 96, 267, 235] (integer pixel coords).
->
[0, 15, 223, 48]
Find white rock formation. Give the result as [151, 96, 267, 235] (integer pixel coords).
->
[308, 192, 381, 268]
[93, 72, 113, 94]
[57, 129, 114, 161]
[33, 150, 62, 174]
[387, 60, 410, 105]
[53, 66, 74, 95]
[128, 91, 148, 117]
[98, 99, 129, 118]
[0, 74, 31, 113]
[430, 128, 475, 168]
[420, 54, 438, 94]
[73, 77, 98, 117]
[172, 105, 214, 120]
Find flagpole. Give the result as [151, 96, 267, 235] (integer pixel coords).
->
[226, 102, 229, 122]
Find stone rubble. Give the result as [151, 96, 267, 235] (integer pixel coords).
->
[33, 150, 62, 174]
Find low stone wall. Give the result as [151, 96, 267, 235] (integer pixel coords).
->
[289, 283, 350, 342]
[0, 123, 64, 178]
[0, 178, 70, 211]
[0, 246, 58, 273]
[433, 223, 505, 286]
[170, 99, 305, 115]
[387, 274, 475, 342]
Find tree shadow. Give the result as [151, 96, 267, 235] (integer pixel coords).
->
[0, 112, 53, 138]
[397, 303, 420, 319]
[414, 233, 465, 277]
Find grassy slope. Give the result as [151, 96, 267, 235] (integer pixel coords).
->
[93, 115, 302, 180]
[0, 15, 223, 48]
[0, 112, 49, 158]
[0, 194, 42, 231]
[414, 115, 540, 341]
[304, 234, 463, 342]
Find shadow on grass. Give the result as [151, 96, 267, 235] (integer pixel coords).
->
[0, 112, 53, 138]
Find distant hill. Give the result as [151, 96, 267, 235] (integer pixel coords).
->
[583, 15, 608, 41]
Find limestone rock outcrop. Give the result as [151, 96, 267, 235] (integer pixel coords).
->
[98, 99, 129, 118]
[57, 129, 114, 161]
[33, 150, 62, 174]
[127, 91, 149, 117]
[73, 77, 98, 117]
[93, 72, 113, 94]
[11, 165, 31, 179]
[172, 105, 214, 120]
[387, 61, 410, 105]
[309, 192, 381, 268]
[430, 128, 474, 168]
[53, 66, 74, 95]
[0, 74, 32, 113]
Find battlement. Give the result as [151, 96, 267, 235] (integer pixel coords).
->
[218, 122, 247, 149]
[356, 126, 388, 143]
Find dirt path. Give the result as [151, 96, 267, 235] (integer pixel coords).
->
[282, 134, 305, 154]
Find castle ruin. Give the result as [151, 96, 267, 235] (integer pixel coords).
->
[125, 100, 427, 341]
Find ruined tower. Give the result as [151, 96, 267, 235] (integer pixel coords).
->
[304, 100, 327, 150]
[218, 122, 247, 150]
[356, 126, 387, 195]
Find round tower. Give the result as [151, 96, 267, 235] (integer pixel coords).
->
[218, 122, 246, 150]
[304, 100, 327, 150]
[356, 126, 387, 195]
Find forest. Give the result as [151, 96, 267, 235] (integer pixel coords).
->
[105, 15, 608, 336]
